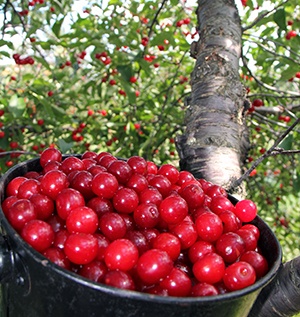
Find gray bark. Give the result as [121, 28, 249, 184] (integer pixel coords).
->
[176, 0, 250, 194]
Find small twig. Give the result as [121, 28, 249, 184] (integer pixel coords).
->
[242, 56, 300, 97]
[229, 117, 300, 191]
[0, 151, 38, 158]
[269, 147, 300, 157]
[242, 0, 289, 32]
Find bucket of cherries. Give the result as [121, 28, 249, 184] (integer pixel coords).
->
[0, 148, 281, 317]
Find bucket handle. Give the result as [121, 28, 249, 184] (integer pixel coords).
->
[0, 234, 15, 283]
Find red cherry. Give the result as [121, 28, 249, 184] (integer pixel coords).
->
[99, 212, 127, 241]
[195, 212, 223, 242]
[234, 199, 257, 222]
[21, 219, 55, 252]
[55, 188, 85, 220]
[79, 260, 107, 283]
[7, 199, 37, 231]
[40, 170, 69, 200]
[216, 232, 246, 263]
[133, 203, 160, 229]
[191, 282, 219, 297]
[43, 247, 71, 270]
[159, 267, 192, 297]
[64, 233, 98, 265]
[91, 172, 119, 199]
[136, 249, 173, 285]
[66, 206, 98, 234]
[5, 176, 27, 197]
[240, 251, 269, 279]
[40, 148, 62, 167]
[193, 253, 225, 284]
[152, 232, 181, 261]
[159, 195, 188, 225]
[223, 261, 256, 291]
[104, 238, 139, 271]
[112, 187, 139, 214]
[104, 270, 135, 290]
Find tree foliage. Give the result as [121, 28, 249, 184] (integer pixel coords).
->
[0, 0, 300, 265]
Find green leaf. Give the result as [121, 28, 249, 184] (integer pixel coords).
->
[8, 95, 26, 118]
[0, 51, 11, 58]
[280, 65, 298, 81]
[293, 172, 300, 192]
[34, 56, 51, 71]
[57, 139, 74, 153]
[117, 64, 132, 81]
[0, 40, 13, 50]
[273, 8, 287, 31]
[278, 134, 293, 150]
[52, 17, 65, 37]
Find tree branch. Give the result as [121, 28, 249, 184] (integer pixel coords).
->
[249, 257, 300, 317]
[242, 0, 289, 32]
[242, 56, 300, 97]
[229, 117, 300, 191]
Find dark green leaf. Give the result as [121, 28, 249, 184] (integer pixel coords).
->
[273, 8, 287, 31]
[278, 134, 293, 150]
[52, 17, 65, 37]
[293, 172, 300, 192]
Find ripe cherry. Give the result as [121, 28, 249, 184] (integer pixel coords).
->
[133, 203, 160, 229]
[55, 188, 85, 220]
[152, 232, 181, 261]
[216, 232, 246, 263]
[99, 212, 127, 240]
[40, 148, 62, 168]
[104, 238, 139, 271]
[66, 206, 98, 234]
[127, 156, 147, 175]
[104, 270, 135, 290]
[193, 253, 225, 284]
[157, 164, 179, 184]
[79, 260, 107, 283]
[7, 199, 37, 231]
[40, 170, 69, 200]
[240, 251, 269, 279]
[43, 247, 71, 270]
[191, 282, 219, 297]
[159, 195, 188, 225]
[112, 188, 139, 214]
[223, 261, 256, 291]
[64, 233, 98, 265]
[21, 219, 55, 252]
[91, 172, 119, 199]
[136, 249, 173, 285]
[159, 267, 192, 297]
[107, 160, 133, 184]
[234, 199, 257, 222]
[195, 212, 223, 242]
[30, 193, 54, 220]
[5, 176, 27, 197]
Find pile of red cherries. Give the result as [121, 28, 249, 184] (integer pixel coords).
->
[2, 148, 269, 297]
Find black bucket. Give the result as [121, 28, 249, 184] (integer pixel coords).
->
[0, 157, 282, 317]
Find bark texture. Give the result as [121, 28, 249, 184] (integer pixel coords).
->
[250, 257, 300, 317]
[176, 0, 250, 193]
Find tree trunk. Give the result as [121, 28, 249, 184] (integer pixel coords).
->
[249, 258, 300, 317]
[176, 0, 250, 195]
[176, 0, 300, 316]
